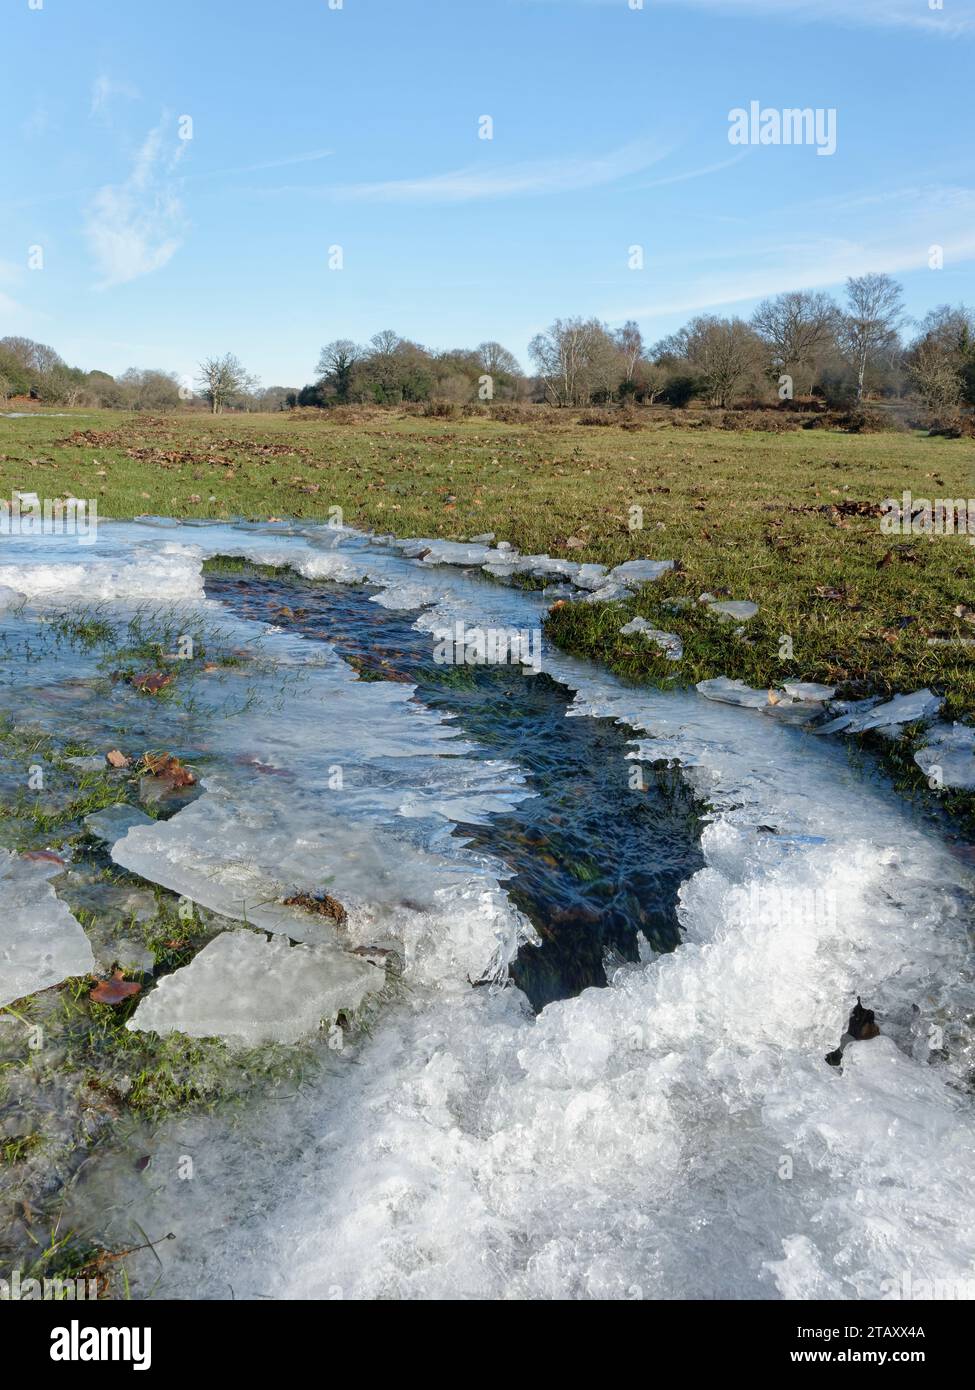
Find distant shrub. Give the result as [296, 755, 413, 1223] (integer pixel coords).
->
[491, 403, 565, 425]
[720, 409, 799, 432]
[661, 374, 700, 408]
[577, 409, 616, 426]
[928, 416, 975, 439]
[838, 408, 900, 434]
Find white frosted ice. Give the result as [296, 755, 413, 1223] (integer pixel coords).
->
[0, 541, 205, 603]
[0, 851, 96, 1008]
[707, 598, 759, 621]
[619, 617, 683, 660]
[819, 688, 941, 735]
[581, 581, 633, 603]
[696, 676, 774, 709]
[782, 681, 836, 703]
[914, 722, 975, 790]
[606, 559, 674, 586]
[127, 928, 385, 1046]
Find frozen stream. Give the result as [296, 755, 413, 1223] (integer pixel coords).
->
[1, 519, 974, 1300]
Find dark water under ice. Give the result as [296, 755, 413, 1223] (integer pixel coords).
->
[206, 570, 705, 1009]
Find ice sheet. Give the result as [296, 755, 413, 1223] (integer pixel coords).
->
[0, 851, 96, 1008]
[914, 722, 975, 790]
[127, 928, 385, 1045]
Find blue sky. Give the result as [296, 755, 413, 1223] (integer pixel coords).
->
[3, 0, 974, 388]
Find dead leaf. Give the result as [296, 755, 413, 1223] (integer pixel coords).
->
[282, 891, 347, 925]
[138, 753, 196, 788]
[129, 671, 173, 695]
[90, 970, 141, 1005]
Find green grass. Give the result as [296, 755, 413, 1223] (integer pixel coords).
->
[2, 406, 974, 715]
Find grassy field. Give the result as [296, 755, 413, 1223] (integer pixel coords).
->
[2, 406, 975, 719]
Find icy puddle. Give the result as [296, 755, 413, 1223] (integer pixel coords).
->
[205, 567, 704, 1009]
[1, 519, 974, 1301]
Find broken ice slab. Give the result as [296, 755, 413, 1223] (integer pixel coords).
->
[606, 559, 674, 586]
[483, 554, 583, 583]
[706, 599, 759, 622]
[84, 804, 154, 847]
[818, 688, 942, 736]
[619, 617, 683, 661]
[572, 564, 611, 591]
[0, 851, 96, 1008]
[581, 582, 634, 604]
[782, 681, 836, 703]
[696, 677, 774, 710]
[0, 584, 25, 610]
[914, 723, 975, 790]
[126, 928, 385, 1046]
[392, 538, 509, 567]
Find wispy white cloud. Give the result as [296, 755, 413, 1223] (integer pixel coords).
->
[85, 122, 187, 290]
[534, 0, 974, 35]
[90, 74, 141, 117]
[606, 184, 975, 321]
[184, 148, 334, 181]
[630, 151, 751, 192]
[322, 140, 667, 204]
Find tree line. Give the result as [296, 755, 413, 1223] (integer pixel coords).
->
[2, 274, 973, 418]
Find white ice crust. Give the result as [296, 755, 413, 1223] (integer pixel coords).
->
[0, 851, 96, 1008]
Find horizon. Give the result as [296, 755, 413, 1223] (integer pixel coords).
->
[4, 0, 975, 388]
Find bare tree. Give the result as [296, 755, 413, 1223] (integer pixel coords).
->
[751, 291, 839, 389]
[369, 329, 401, 359]
[0, 336, 64, 375]
[841, 274, 905, 401]
[196, 354, 256, 414]
[907, 306, 975, 416]
[655, 315, 763, 408]
[316, 339, 361, 403]
[477, 341, 522, 377]
[529, 317, 617, 406]
[117, 368, 183, 411]
[614, 320, 644, 388]
[910, 340, 963, 416]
